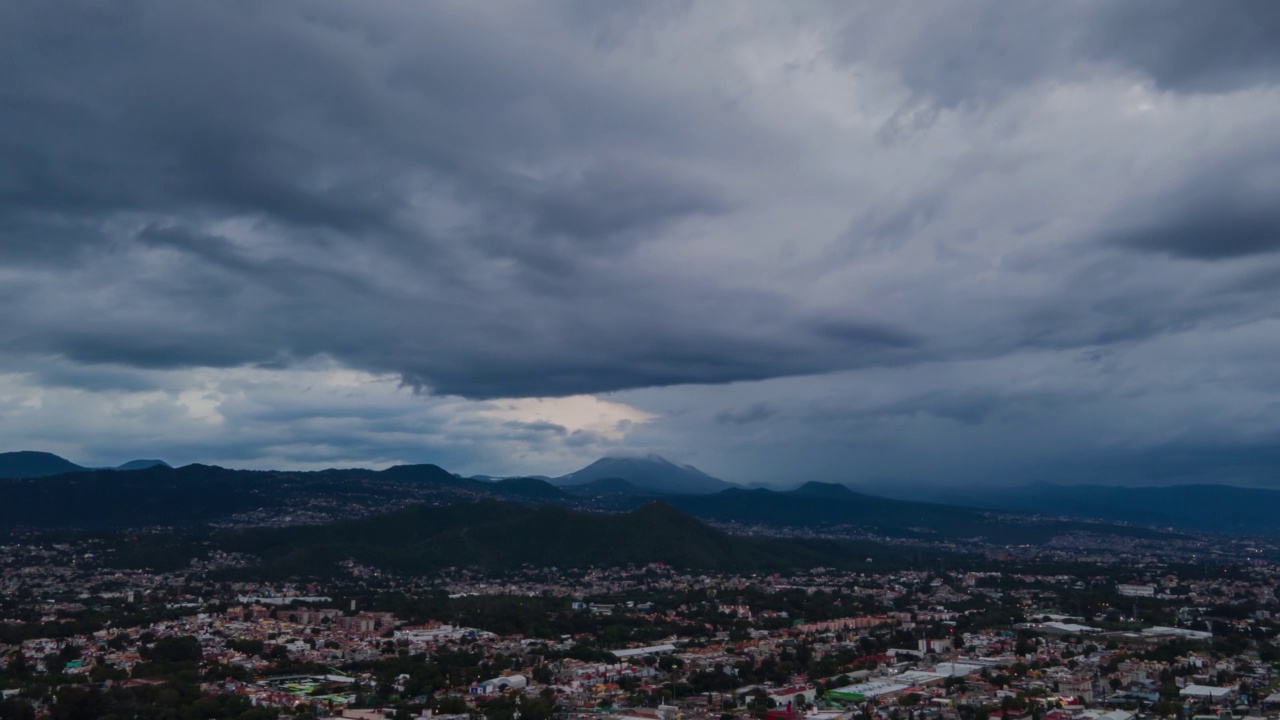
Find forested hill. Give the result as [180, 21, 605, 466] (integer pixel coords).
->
[212, 501, 917, 576]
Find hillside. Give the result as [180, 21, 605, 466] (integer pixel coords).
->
[555, 454, 733, 494]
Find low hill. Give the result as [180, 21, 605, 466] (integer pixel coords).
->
[0, 451, 85, 479]
[377, 463, 464, 486]
[489, 477, 566, 501]
[555, 454, 733, 494]
[115, 459, 172, 471]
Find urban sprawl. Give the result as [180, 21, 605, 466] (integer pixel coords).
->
[2, 537, 1280, 720]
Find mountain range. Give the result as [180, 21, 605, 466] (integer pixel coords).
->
[4, 449, 1280, 538]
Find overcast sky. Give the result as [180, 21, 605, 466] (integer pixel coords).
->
[3, 1, 1280, 487]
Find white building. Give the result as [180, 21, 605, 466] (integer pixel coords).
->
[932, 663, 981, 677]
[479, 674, 528, 693]
[611, 643, 677, 659]
[1180, 685, 1234, 702]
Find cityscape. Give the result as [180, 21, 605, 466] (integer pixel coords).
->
[2, 452, 1280, 719]
[4, 2, 1280, 720]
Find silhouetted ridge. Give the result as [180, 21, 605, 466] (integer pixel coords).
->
[0, 456, 1228, 540]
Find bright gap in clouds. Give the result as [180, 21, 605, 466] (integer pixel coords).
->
[0, 359, 655, 476]
[477, 395, 657, 442]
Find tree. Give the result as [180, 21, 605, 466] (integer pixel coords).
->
[438, 696, 470, 714]
[0, 698, 35, 720]
[1015, 636, 1035, 657]
[141, 635, 202, 664]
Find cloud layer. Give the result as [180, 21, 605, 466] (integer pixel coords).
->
[3, 1, 1280, 483]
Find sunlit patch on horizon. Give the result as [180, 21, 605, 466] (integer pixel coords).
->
[477, 395, 657, 441]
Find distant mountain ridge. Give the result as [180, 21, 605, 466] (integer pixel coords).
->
[917, 481, 1280, 536]
[0, 451, 175, 479]
[664, 483, 1179, 545]
[6, 449, 1280, 538]
[554, 453, 733, 494]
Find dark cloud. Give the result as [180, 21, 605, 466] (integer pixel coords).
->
[1106, 150, 1280, 260]
[1114, 205, 1280, 260]
[1096, 1, 1280, 95]
[0, 0, 917, 399]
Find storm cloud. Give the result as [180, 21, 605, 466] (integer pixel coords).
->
[3, 1, 1280, 484]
